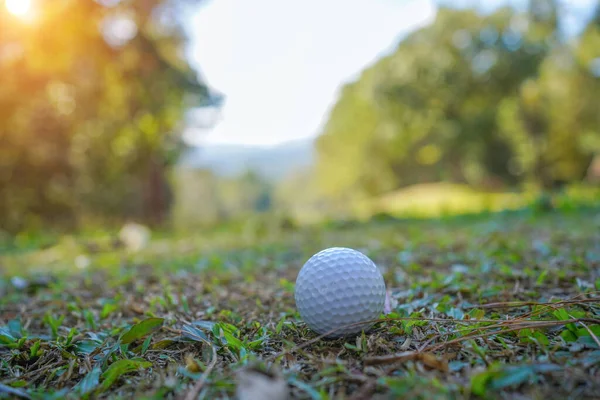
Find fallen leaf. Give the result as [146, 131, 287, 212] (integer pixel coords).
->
[419, 353, 449, 373]
[236, 366, 289, 400]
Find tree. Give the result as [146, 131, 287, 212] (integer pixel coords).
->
[497, 3, 599, 189]
[314, 5, 553, 209]
[0, 0, 221, 233]
[217, 170, 273, 218]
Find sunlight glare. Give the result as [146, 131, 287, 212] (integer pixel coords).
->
[5, 0, 32, 17]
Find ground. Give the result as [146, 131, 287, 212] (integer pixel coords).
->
[1, 208, 599, 399]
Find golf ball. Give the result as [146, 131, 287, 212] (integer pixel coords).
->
[294, 247, 386, 338]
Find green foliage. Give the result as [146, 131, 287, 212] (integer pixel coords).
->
[314, 3, 599, 212]
[0, 0, 219, 233]
[171, 168, 275, 230]
[43, 313, 65, 339]
[119, 317, 164, 345]
[100, 359, 153, 391]
[74, 367, 102, 397]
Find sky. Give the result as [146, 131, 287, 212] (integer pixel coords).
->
[184, 0, 596, 148]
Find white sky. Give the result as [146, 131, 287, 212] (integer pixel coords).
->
[185, 0, 596, 147]
[185, 0, 437, 147]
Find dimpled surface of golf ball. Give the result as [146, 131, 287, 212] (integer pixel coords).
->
[294, 247, 386, 338]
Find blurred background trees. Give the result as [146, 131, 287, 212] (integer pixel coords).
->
[314, 0, 599, 213]
[0, 0, 220, 233]
[1, 0, 599, 235]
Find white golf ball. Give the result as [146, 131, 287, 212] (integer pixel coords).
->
[294, 247, 387, 338]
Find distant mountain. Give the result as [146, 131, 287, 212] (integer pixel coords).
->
[177, 139, 315, 181]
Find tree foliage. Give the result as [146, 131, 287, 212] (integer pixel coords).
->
[0, 0, 219, 233]
[314, 2, 599, 208]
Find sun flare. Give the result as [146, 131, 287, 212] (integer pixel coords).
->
[5, 0, 32, 18]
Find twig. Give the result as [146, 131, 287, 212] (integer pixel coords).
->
[364, 318, 600, 365]
[425, 319, 593, 352]
[183, 339, 218, 400]
[467, 297, 600, 310]
[23, 359, 66, 380]
[572, 316, 600, 349]
[363, 351, 420, 366]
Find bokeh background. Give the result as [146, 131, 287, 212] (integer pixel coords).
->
[1, 0, 599, 241]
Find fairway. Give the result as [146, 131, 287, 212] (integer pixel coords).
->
[1, 209, 599, 399]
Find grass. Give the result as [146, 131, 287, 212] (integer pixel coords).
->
[375, 182, 600, 219]
[1, 206, 600, 399]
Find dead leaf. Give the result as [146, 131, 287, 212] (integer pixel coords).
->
[236, 366, 289, 400]
[129, 304, 145, 315]
[419, 353, 449, 373]
[185, 354, 201, 373]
